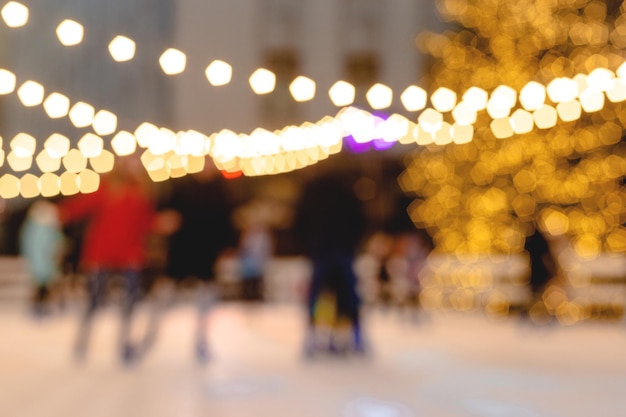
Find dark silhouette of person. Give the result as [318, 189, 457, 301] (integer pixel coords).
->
[293, 171, 367, 356]
[159, 160, 238, 363]
[523, 223, 557, 315]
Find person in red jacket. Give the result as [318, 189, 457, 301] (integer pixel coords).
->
[59, 155, 164, 364]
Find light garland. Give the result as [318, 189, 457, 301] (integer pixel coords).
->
[1, 0, 626, 203]
[2, 56, 626, 198]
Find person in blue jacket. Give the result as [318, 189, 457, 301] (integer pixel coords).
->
[19, 199, 65, 317]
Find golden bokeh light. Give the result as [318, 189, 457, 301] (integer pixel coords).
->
[56, 19, 84, 46]
[43, 92, 70, 118]
[328, 80, 355, 107]
[19, 173, 38, 198]
[92, 110, 118, 136]
[1, 2, 28, 28]
[62, 149, 87, 173]
[68, 101, 95, 128]
[289, 76, 316, 102]
[204, 59, 232, 86]
[108, 35, 136, 62]
[158, 48, 186, 75]
[365, 83, 393, 110]
[77, 133, 103, 158]
[35, 149, 61, 173]
[0, 68, 16, 94]
[248, 68, 276, 95]
[17, 80, 44, 107]
[400, 85, 427, 111]
[44, 133, 70, 158]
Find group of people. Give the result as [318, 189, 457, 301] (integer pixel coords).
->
[19, 156, 242, 364]
[16, 153, 563, 366]
[17, 155, 377, 365]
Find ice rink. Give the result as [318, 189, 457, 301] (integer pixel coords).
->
[1, 299, 626, 417]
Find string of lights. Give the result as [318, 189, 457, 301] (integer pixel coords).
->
[1, 0, 626, 205]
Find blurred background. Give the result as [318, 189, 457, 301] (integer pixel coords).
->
[1, 1, 626, 416]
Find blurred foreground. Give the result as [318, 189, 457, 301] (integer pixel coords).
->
[1, 282, 626, 417]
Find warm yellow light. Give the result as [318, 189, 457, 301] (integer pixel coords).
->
[68, 101, 95, 128]
[38, 173, 60, 197]
[43, 92, 70, 118]
[546, 77, 578, 103]
[533, 105, 558, 129]
[62, 149, 87, 173]
[328, 81, 355, 107]
[491, 85, 517, 109]
[111, 131, 137, 156]
[400, 85, 427, 112]
[573, 74, 588, 96]
[617, 62, 626, 80]
[89, 150, 114, 173]
[375, 114, 408, 143]
[451, 123, 473, 144]
[134, 122, 159, 148]
[10, 132, 36, 157]
[44, 133, 70, 158]
[433, 122, 453, 145]
[146, 167, 170, 182]
[0, 69, 16, 94]
[166, 153, 187, 178]
[140, 149, 164, 171]
[486, 97, 511, 119]
[1, 2, 28, 28]
[249, 68, 276, 95]
[0, 174, 20, 199]
[338, 107, 375, 143]
[7, 151, 32, 171]
[289, 76, 316, 102]
[205, 60, 232, 86]
[108, 35, 135, 62]
[556, 100, 582, 122]
[579, 89, 605, 112]
[77, 169, 100, 194]
[366, 83, 393, 109]
[176, 130, 206, 156]
[141, 150, 169, 182]
[606, 79, 626, 103]
[462, 86, 488, 111]
[77, 133, 103, 158]
[519, 81, 546, 111]
[159, 48, 186, 75]
[147, 128, 176, 156]
[56, 19, 84, 46]
[60, 172, 79, 196]
[211, 128, 242, 162]
[17, 80, 44, 106]
[19, 174, 39, 198]
[586, 67, 614, 92]
[431, 87, 457, 112]
[418, 108, 443, 133]
[92, 110, 117, 136]
[35, 150, 61, 173]
[186, 155, 205, 174]
[451, 102, 477, 126]
[490, 118, 514, 139]
[509, 109, 534, 134]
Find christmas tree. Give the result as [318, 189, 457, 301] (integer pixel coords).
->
[400, 0, 626, 317]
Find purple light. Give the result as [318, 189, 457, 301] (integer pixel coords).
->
[372, 138, 396, 151]
[344, 135, 372, 153]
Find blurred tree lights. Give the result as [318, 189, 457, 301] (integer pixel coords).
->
[400, 0, 626, 261]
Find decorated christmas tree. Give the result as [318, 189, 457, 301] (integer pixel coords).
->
[403, 0, 626, 256]
[399, 0, 626, 317]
